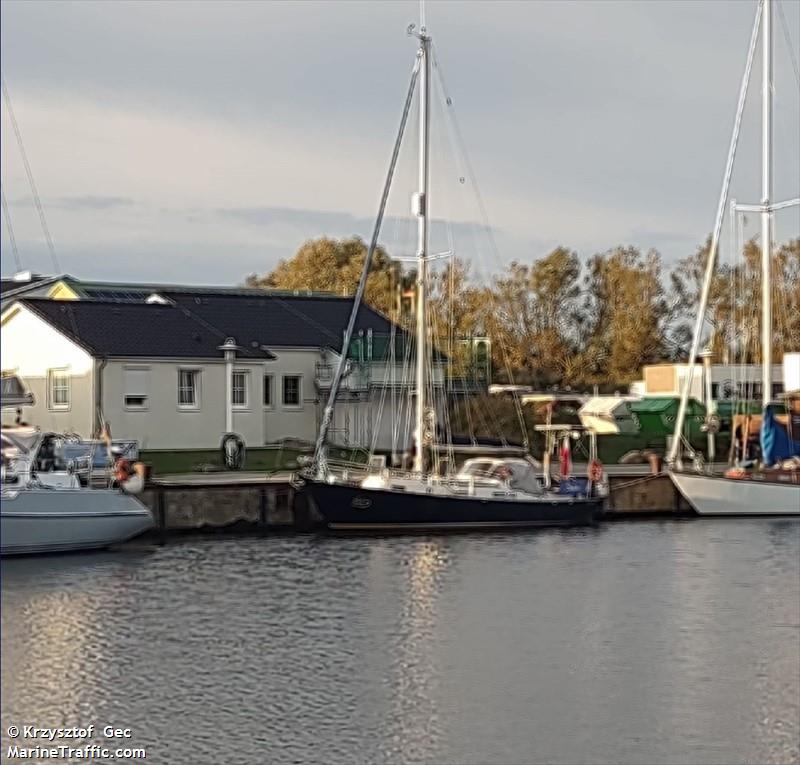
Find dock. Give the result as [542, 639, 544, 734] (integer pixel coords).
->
[140, 464, 697, 537]
[140, 472, 312, 535]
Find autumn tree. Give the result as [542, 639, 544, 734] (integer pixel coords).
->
[245, 236, 403, 318]
[670, 236, 800, 364]
[580, 246, 669, 385]
[484, 247, 582, 385]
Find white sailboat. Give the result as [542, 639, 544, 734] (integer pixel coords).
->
[668, 0, 800, 516]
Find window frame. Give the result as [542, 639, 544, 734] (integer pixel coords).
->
[231, 369, 250, 410]
[47, 368, 71, 411]
[177, 368, 201, 410]
[123, 365, 150, 411]
[281, 374, 302, 409]
[263, 372, 274, 410]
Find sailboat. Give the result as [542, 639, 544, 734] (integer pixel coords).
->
[668, 0, 800, 516]
[302, 20, 603, 531]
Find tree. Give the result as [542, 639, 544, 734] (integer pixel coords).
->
[484, 247, 582, 386]
[245, 236, 402, 318]
[581, 246, 669, 385]
[427, 258, 486, 373]
[670, 236, 800, 364]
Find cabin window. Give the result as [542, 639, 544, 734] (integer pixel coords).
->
[263, 373, 274, 408]
[123, 366, 149, 409]
[178, 369, 200, 408]
[282, 375, 301, 407]
[47, 369, 70, 409]
[232, 370, 249, 408]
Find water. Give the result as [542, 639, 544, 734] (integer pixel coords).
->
[2, 520, 799, 765]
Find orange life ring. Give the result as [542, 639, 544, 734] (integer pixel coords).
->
[588, 459, 603, 483]
[114, 458, 133, 483]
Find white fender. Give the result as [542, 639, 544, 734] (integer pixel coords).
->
[121, 463, 146, 495]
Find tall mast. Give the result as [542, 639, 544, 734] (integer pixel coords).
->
[667, 0, 763, 465]
[760, 0, 773, 407]
[413, 29, 431, 473]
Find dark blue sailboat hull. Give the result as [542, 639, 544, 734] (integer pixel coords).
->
[305, 479, 603, 531]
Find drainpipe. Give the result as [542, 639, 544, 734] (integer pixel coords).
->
[95, 355, 108, 437]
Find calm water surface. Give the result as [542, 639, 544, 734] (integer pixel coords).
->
[2, 520, 799, 765]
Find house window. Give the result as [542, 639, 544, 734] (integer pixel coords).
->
[263, 373, 274, 408]
[124, 366, 150, 409]
[232, 370, 249, 408]
[282, 375, 301, 407]
[47, 369, 70, 409]
[178, 369, 200, 408]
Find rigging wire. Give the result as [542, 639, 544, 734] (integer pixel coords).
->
[0, 183, 23, 272]
[432, 45, 528, 448]
[1, 74, 61, 273]
[313, 57, 421, 471]
[776, 0, 800, 89]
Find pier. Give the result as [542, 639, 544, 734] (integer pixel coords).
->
[139, 464, 696, 537]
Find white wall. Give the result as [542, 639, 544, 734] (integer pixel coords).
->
[1, 305, 94, 434]
[102, 358, 270, 450]
[644, 362, 785, 399]
[262, 348, 323, 445]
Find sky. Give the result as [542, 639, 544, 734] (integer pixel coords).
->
[1, 0, 799, 285]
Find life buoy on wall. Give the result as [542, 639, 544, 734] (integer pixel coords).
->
[588, 459, 604, 483]
[221, 433, 246, 470]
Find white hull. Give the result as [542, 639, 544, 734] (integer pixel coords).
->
[671, 471, 800, 516]
[1, 488, 154, 555]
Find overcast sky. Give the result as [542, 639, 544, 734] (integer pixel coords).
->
[2, 0, 798, 284]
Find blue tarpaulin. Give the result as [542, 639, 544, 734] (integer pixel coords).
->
[761, 404, 800, 466]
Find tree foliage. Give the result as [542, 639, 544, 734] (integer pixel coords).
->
[245, 235, 800, 389]
[245, 236, 403, 318]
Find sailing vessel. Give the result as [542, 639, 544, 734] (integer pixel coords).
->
[302, 22, 602, 531]
[668, 0, 800, 516]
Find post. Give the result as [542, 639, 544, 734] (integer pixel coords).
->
[701, 348, 716, 464]
[413, 32, 431, 474]
[760, 0, 773, 407]
[218, 338, 239, 434]
[157, 487, 167, 543]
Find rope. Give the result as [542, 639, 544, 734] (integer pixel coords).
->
[1, 74, 61, 273]
[606, 472, 668, 492]
[431, 45, 529, 449]
[0, 183, 22, 271]
[313, 56, 421, 474]
[777, 0, 800, 89]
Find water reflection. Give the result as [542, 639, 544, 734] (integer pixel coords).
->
[2, 522, 798, 765]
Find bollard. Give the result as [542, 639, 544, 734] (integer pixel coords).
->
[646, 451, 662, 474]
[259, 487, 268, 531]
[157, 488, 167, 544]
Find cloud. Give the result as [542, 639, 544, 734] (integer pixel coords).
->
[1, 0, 797, 282]
[54, 195, 135, 211]
[11, 194, 136, 211]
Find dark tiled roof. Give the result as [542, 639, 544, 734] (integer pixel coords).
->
[162, 291, 395, 349]
[60, 277, 325, 302]
[19, 299, 275, 360]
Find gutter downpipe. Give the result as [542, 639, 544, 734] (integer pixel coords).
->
[95, 355, 108, 437]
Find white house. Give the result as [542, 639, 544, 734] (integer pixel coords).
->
[0, 285, 438, 456]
